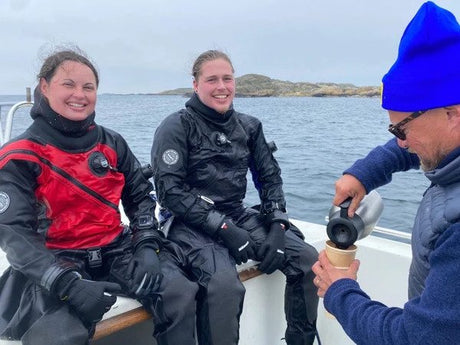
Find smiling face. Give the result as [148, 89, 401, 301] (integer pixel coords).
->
[389, 107, 460, 171]
[193, 58, 235, 114]
[40, 60, 97, 121]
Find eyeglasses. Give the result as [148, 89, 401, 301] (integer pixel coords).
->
[388, 110, 427, 140]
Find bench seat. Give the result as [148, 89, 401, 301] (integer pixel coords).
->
[93, 262, 262, 340]
[0, 262, 262, 344]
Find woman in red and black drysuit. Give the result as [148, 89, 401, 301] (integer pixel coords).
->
[0, 48, 197, 345]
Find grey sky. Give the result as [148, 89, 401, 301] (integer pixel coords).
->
[1, 0, 459, 95]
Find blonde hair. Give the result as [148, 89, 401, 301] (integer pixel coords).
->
[192, 50, 234, 80]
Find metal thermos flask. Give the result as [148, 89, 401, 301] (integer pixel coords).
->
[327, 190, 384, 249]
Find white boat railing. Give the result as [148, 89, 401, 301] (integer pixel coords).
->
[373, 224, 412, 241]
[0, 88, 33, 146]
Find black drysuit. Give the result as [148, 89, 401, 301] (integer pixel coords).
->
[151, 93, 319, 345]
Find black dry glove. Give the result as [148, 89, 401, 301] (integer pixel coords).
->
[217, 219, 256, 265]
[126, 244, 163, 297]
[56, 271, 122, 323]
[257, 222, 286, 274]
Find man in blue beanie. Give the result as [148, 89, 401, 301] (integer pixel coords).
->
[312, 2, 460, 344]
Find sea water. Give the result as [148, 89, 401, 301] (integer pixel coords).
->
[0, 94, 428, 233]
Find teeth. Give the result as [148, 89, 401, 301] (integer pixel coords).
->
[68, 103, 84, 107]
[214, 95, 227, 99]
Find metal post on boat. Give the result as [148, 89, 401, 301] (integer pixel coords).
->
[1, 88, 34, 145]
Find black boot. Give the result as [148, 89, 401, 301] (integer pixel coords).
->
[285, 331, 318, 345]
[284, 320, 321, 345]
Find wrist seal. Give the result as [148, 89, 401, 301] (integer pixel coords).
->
[41, 262, 78, 293]
[203, 210, 226, 236]
[132, 230, 161, 251]
[265, 209, 290, 229]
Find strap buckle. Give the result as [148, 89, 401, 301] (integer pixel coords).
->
[87, 248, 102, 268]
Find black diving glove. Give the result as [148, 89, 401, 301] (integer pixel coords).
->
[217, 219, 256, 265]
[56, 271, 122, 323]
[257, 222, 286, 274]
[126, 244, 163, 297]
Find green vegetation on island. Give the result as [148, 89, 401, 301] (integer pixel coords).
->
[158, 74, 380, 97]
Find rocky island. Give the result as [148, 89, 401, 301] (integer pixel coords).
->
[158, 73, 380, 97]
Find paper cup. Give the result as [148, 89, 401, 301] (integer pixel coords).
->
[325, 240, 357, 269]
[323, 240, 358, 319]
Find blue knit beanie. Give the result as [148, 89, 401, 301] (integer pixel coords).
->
[382, 1, 460, 111]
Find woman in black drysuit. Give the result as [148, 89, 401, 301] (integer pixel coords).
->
[151, 50, 319, 345]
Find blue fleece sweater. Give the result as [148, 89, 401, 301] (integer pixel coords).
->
[324, 223, 460, 345]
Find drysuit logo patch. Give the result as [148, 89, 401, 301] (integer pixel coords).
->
[0, 192, 10, 214]
[162, 149, 179, 165]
